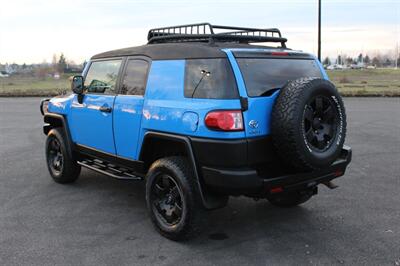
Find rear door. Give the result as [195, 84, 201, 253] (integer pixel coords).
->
[69, 59, 123, 154]
[113, 57, 150, 160]
[234, 56, 323, 138]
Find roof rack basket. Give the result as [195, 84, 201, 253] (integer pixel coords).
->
[147, 23, 287, 47]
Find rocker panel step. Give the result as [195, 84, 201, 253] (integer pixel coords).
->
[78, 159, 142, 181]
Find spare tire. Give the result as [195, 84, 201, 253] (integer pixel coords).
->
[271, 77, 346, 171]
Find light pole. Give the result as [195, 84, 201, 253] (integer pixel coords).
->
[318, 0, 322, 62]
[395, 42, 398, 69]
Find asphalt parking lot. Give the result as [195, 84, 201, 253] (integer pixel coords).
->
[0, 97, 399, 266]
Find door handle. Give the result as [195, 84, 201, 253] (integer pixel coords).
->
[99, 106, 112, 113]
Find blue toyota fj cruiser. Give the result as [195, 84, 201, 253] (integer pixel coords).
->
[41, 23, 351, 240]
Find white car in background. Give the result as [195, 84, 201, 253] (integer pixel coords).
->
[327, 64, 345, 70]
[0, 71, 10, 77]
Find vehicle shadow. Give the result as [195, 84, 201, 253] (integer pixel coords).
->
[61, 169, 372, 264]
[72, 169, 337, 241]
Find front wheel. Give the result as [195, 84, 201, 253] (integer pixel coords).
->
[45, 128, 81, 184]
[145, 156, 205, 241]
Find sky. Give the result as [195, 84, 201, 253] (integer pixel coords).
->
[0, 0, 399, 64]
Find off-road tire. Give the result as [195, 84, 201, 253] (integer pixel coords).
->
[145, 156, 206, 241]
[271, 78, 346, 171]
[45, 128, 81, 183]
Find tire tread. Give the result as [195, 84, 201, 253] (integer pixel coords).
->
[271, 78, 346, 171]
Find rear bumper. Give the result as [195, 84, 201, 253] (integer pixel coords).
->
[201, 146, 352, 196]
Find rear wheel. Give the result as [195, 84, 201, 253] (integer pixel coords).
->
[145, 156, 205, 241]
[45, 128, 81, 184]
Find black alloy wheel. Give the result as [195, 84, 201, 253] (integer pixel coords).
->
[145, 156, 206, 240]
[271, 77, 346, 170]
[303, 95, 339, 152]
[45, 128, 81, 183]
[47, 137, 64, 175]
[151, 174, 184, 227]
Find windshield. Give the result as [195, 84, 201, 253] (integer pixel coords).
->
[236, 58, 322, 97]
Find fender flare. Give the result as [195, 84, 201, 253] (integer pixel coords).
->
[43, 113, 74, 158]
[139, 131, 228, 210]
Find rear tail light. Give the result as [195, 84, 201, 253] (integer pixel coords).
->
[334, 169, 343, 177]
[270, 187, 283, 194]
[205, 110, 243, 131]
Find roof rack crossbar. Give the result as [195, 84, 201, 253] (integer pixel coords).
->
[147, 23, 286, 47]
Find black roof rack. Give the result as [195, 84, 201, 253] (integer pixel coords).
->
[147, 23, 287, 48]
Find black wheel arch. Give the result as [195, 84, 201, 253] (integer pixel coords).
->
[43, 113, 74, 159]
[139, 131, 228, 210]
[42, 118, 227, 210]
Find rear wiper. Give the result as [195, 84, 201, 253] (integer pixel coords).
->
[191, 70, 210, 98]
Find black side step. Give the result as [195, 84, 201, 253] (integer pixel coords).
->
[78, 159, 142, 181]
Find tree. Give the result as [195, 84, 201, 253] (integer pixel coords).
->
[52, 54, 58, 66]
[322, 57, 331, 66]
[364, 55, 370, 64]
[372, 57, 381, 67]
[57, 53, 67, 73]
[345, 57, 353, 65]
[357, 53, 363, 63]
[35, 65, 52, 80]
[336, 55, 342, 65]
[383, 58, 392, 67]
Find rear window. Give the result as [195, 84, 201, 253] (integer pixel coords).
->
[237, 58, 322, 97]
[184, 59, 238, 99]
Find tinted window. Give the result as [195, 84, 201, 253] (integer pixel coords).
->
[84, 60, 122, 94]
[237, 58, 322, 97]
[184, 59, 238, 99]
[120, 59, 149, 96]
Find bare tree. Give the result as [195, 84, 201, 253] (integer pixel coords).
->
[51, 54, 59, 73]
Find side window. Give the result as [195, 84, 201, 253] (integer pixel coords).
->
[84, 60, 122, 94]
[184, 58, 238, 99]
[120, 59, 149, 96]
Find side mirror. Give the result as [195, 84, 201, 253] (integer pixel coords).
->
[71, 75, 84, 94]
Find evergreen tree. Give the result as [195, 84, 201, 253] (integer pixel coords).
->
[364, 55, 370, 64]
[383, 58, 392, 67]
[336, 55, 342, 65]
[372, 57, 380, 67]
[357, 53, 363, 63]
[57, 53, 67, 73]
[322, 57, 331, 66]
